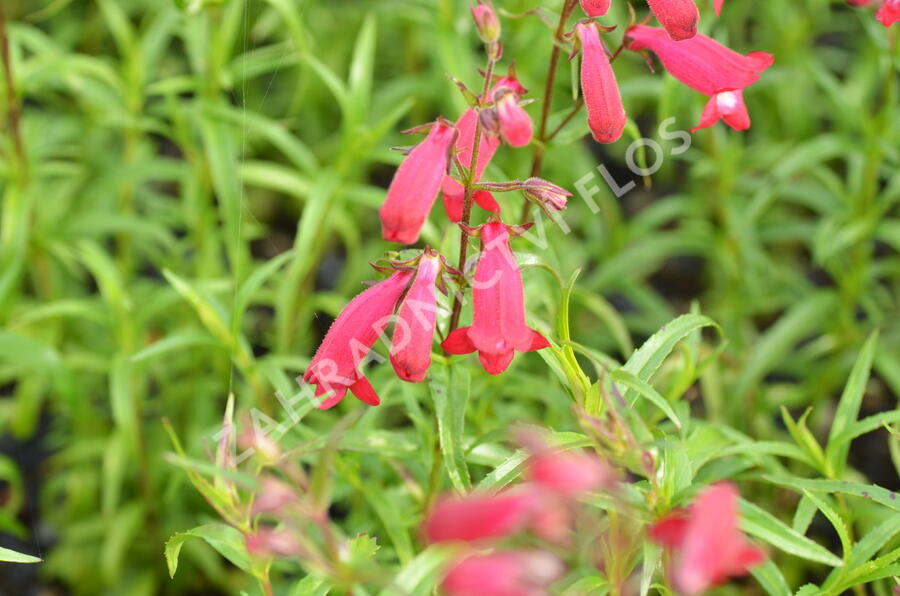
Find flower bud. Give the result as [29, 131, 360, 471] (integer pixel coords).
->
[252, 476, 298, 515]
[471, 1, 501, 43]
[580, 0, 611, 16]
[238, 427, 281, 466]
[521, 177, 572, 213]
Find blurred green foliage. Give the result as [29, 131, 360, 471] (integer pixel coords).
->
[0, 0, 898, 594]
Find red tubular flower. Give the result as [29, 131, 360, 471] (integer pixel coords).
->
[441, 551, 564, 596]
[714, 0, 724, 14]
[302, 271, 413, 409]
[580, 0, 611, 16]
[647, 0, 700, 40]
[877, 0, 900, 26]
[390, 253, 440, 382]
[423, 490, 539, 543]
[626, 25, 772, 131]
[380, 119, 457, 244]
[692, 89, 750, 132]
[441, 219, 550, 375]
[577, 21, 627, 144]
[441, 109, 502, 222]
[650, 483, 765, 595]
[626, 25, 773, 96]
[495, 91, 533, 147]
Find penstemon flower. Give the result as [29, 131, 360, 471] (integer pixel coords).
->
[441, 551, 564, 596]
[442, 217, 549, 374]
[380, 118, 457, 244]
[423, 489, 540, 544]
[577, 20, 627, 144]
[877, 0, 900, 26]
[390, 251, 441, 383]
[495, 89, 533, 147]
[302, 270, 413, 409]
[646, 0, 700, 41]
[626, 25, 773, 131]
[650, 483, 765, 595]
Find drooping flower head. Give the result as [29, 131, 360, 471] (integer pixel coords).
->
[441, 551, 564, 596]
[380, 118, 457, 244]
[650, 483, 765, 595]
[647, 0, 700, 40]
[441, 217, 549, 375]
[302, 270, 413, 409]
[626, 25, 773, 96]
[390, 250, 443, 383]
[626, 25, 772, 131]
[577, 20, 627, 144]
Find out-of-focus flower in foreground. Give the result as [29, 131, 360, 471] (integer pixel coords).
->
[380, 119, 457, 244]
[423, 490, 539, 544]
[441, 550, 564, 596]
[877, 0, 900, 26]
[577, 21, 627, 144]
[442, 218, 549, 374]
[650, 483, 765, 595]
[527, 447, 613, 497]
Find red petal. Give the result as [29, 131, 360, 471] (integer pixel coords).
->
[441, 327, 476, 354]
[478, 349, 515, 375]
[473, 190, 500, 212]
[349, 375, 380, 406]
[524, 329, 550, 352]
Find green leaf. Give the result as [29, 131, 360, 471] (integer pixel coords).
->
[734, 293, 836, 397]
[165, 523, 251, 578]
[0, 546, 41, 564]
[739, 499, 844, 567]
[610, 368, 682, 429]
[751, 559, 792, 596]
[825, 331, 879, 476]
[429, 362, 471, 492]
[621, 313, 719, 406]
[763, 475, 900, 513]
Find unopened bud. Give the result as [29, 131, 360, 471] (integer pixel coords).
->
[478, 107, 501, 138]
[471, 1, 500, 43]
[252, 476, 298, 515]
[521, 177, 572, 213]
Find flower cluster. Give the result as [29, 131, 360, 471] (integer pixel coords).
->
[424, 439, 613, 595]
[300, 0, 783, 411]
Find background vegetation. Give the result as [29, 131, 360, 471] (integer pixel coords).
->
[0, 0, 898, 594]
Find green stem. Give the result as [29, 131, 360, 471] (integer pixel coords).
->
[447, 47, 498, 333]
[520, 0, 578, 222]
